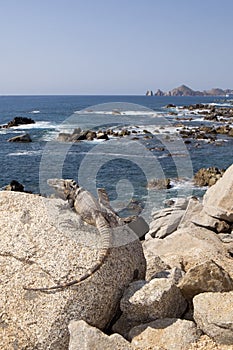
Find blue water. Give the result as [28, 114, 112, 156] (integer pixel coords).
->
[1, 95, 232, 218]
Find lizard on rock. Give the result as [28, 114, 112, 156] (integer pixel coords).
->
[24, 179, 122, 292]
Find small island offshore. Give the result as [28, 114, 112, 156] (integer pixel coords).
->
[146, 84, 233, 96]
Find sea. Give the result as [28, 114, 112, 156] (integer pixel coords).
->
[1, 95, 232, 220]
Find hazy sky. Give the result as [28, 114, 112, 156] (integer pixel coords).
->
[0, 0, 233, 94]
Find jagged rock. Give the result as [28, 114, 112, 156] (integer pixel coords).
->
[129, 318, 201, 350]
[203, 164, 233, 222]
[68, 320, 133, 350]
[0, 191, 146, 350]
[0, 117, 35, 128]
[120, 278, 187, 323]
[194, 167, 224, 187]
[7, 133, 32, 142]
[193, 292, 233, 344]
[154, 89, 164, 96]
[146, 90, 153, 96]
[178, 260, 233, 300]
[148, 209, 185, 239]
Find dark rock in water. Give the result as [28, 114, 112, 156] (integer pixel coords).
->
[165, 104, 176, 108]
[96, 131, 109, 140]
[57, 133, 72, 142]
[146, 90, 153, 96]
[7, 133, 32, 142]
[194, 167, 225, 187]
[147, 178, 171, 190]
[0, 117, 35, 129]
[4, 180, 25, 192]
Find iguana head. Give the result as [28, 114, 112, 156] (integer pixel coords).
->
[47, 178, 79, 200]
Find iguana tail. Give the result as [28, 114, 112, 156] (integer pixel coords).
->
[24, 216, 111, 292]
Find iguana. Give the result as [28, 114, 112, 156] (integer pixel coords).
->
[24, 179, 128, 292]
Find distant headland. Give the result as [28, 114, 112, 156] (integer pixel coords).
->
[146, 84, 233, 96]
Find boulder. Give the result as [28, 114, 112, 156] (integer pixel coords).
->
[143, 227, 233, 279]
[120, 278, 187, 323]
[129, 318, 201, 350]
[178, 260, 233, 300]
[0, 191, 146, 350]
[203, 164, 233, 222]
[68, 320, 133, 350]
[193, 292, 233, 344]
[7, 133, 32, 142]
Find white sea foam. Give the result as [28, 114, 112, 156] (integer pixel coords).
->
[12, 121, 59, 130]
[8, 150, 43, 157]
[74, 109, 161, 117]
[29, 110, 40, 114]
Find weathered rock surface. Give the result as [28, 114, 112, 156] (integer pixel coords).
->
[129, 318, 201, 350]
[120, 278, 187, 323]
[68, 320, 133, 350]
[0, 191, 146, 350]
[203, 164, 233, 221]
[193, 292, 233, 344]
[194, 167, 224, 187]
[7, 133, 32, 142]
[178, 260, 233, 300]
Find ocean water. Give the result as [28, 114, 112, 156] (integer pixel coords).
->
[1, 95, 233, 219]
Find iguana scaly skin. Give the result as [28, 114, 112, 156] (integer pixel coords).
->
[24, 179, 115, 292]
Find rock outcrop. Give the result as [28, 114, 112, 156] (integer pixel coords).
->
[0, 191, 146, 349]
[7, 133, 32, 142]
[194, 167, 225, 187]
[0, 117, 35, 128]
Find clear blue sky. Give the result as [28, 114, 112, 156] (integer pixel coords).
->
[0, 0, 233, 95]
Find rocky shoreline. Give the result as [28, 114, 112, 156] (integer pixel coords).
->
[1, 164, 233, 349]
